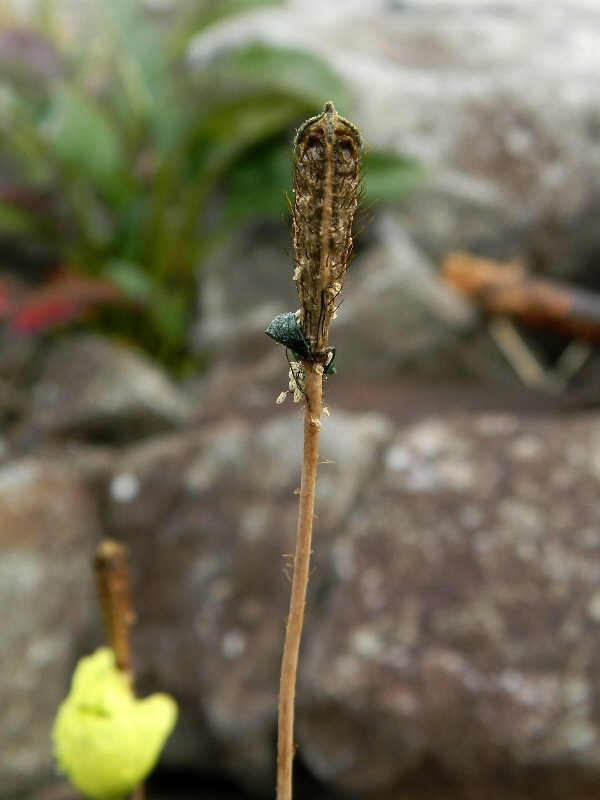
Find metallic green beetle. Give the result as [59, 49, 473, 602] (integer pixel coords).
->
[265, 312, 336, 375]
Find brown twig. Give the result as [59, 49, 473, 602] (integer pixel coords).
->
[94, 539, 144, 800]
[93, 539, 137, 685]
[275, 103, 362, 800]
[443, 251, 600, 343]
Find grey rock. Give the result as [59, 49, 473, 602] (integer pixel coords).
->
[194, 214, 515, 386]
[13, 356, 600, 798]
[0, 458, 100, 794]
[102, 396, 600, 798]
[0, 330, 40, 426]
[297, 412, 600, 796]
[192, 221, 302, 399]
[336, 214, 494, 379]
[107, 409, 390, 790]
[104, 400, 600, 797]
[27, 334, 192, 442]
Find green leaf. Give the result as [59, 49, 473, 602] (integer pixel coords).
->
[200, 94, 304, 160]
[2, 122, 55, 187]
[177, 93, 308, 208]
[224, 139, 291, 223]
[149, 289, 190, 352]
[102, 259, 153, 301]
[183, 44, 351, 191]
[170, 0, 284, 54]
[52, 648, 177, 800]
[40, 84, 125, 200]
[195, 43, 349, 113]
[363, 151, 425, 204]
[0, 202, 38, 236]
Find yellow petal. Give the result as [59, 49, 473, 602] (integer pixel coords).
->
[52, 648, 177, 800]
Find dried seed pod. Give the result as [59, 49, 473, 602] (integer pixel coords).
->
[293, 102, 363, 354]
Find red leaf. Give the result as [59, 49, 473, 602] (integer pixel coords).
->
[8, 267, 127, 334]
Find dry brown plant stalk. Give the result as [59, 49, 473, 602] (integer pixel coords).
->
[276, 102, 363, 800]
[94, 539, 137, 685]
[94, 539, 145, 800]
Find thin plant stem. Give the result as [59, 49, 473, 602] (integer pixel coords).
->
[94, 538, 137, 685]
[272, 102, 362, 800]
[94, 540, 145, 800]
[277, 364, 323, 800]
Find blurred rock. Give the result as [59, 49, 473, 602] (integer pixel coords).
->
[336, 214, 503, 379]
[26, 334, 192, 442]
[105, 396, 600, 797]
[297, 412, 600, 797]
[9, 323, 600, 798]
[0, 458, 100, 795]
[190, 0, 600, 382]
[194, 214, 518, 386]
[0, 330, 40, 429]
[107, 409, 390, 791]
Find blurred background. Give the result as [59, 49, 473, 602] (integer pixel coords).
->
[4, 1, 600, 799]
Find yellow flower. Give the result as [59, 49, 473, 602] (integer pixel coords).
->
[52, 648, 177, 800]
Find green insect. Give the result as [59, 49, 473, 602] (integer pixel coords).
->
[265, 312, 311, 359]
[265, 312, 336, 375]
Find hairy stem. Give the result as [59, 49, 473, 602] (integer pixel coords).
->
[274, 102, 362, 799]
[277, 364, 323, 800]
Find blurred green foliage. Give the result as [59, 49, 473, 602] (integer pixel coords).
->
[0, 0, 422, 373]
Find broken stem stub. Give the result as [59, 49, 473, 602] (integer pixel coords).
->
[94, 539, 137, 685]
